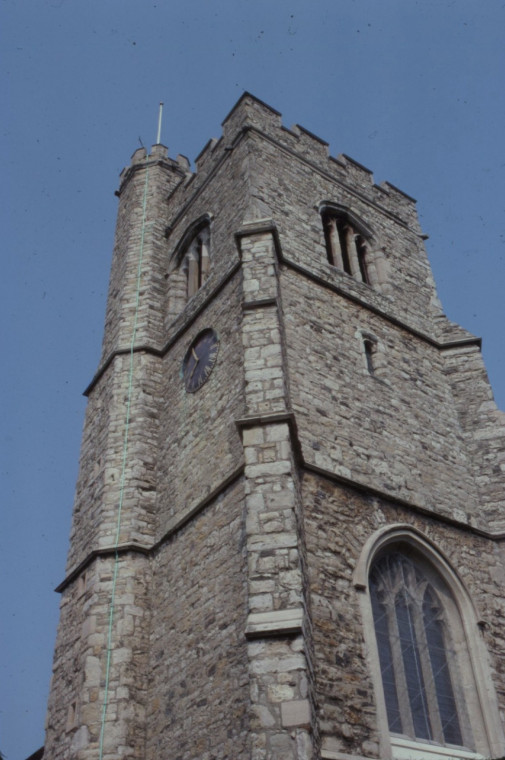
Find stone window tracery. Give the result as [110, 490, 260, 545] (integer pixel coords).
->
[166, 216, 213, 323]
[370, 551, 468, 749]
[322, 212, 369, 283]
[354, 527, 505, 760]
[321, 207, 388, 290]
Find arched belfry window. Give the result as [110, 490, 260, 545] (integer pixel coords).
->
[181, 223, 211, 298]
[370, 551, 466, 747]
[321, 206, 382, 288]
[166, 217, 213, 322]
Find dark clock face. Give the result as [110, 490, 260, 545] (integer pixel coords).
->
[183, 328, 220, 392]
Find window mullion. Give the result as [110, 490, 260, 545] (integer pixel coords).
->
[200, 236, 210, 282]
[386, 599, 415, 738]
[344, 224, 362, 280]
[412, 599, 445, 744]
[187, 252, 199, 298]
[325, 217, 342, 268]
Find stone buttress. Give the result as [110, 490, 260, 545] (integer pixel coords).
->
[237, 218, 316, 759]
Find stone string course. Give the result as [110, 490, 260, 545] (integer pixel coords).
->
[44, 93, 505, 760]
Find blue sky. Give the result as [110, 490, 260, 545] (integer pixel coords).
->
[1, 1, 504, 757]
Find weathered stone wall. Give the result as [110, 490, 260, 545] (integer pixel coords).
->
[45, 577, 87, 759]
[155, 272, 244, 535]
[65, 362, 111, 571]
[161, 123, 260, 326]
[66, 351, 162, 573]
[442, 341, 505, 531]
[302, 471, 505, 759]
[44, 93, 505, 760]
[239, 226, 315, 760]
[45, 553, 152, 760]
[281, 265, 481, 528]
[232, 126, 439, 339]
[146, 479, 250, 759]
[101, 148, 185, 363]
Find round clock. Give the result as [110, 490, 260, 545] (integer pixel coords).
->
[182, 328, 220, 392]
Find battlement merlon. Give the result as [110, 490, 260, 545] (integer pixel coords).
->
[116, 93, 423, 232]
[117, 144, 190, 196]
[222, 91, 283, 136]
[223, 94, 420, 219]
[204, 93, 423, 230]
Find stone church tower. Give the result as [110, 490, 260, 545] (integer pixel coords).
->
[44, 94, 505, 760]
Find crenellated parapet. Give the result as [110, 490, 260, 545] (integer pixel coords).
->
[115, 94, 421, 240]
[117, 144, 189, 194]
[155, 93, 421, 234]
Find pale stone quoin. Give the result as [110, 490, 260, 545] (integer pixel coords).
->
[41, 93, 505, 760]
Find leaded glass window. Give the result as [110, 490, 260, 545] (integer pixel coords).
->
[370, 552, 467, 748]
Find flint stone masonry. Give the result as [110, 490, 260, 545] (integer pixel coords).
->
[282, 266, 484, 527]
[44, 93, 505, 760]
[146, 481, 250, 760]
[156, 273, 244, 534]
[46, 554, 151, 760]
[303, 472, 505, 759]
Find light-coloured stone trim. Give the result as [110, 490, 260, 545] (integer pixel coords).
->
[240, 225, 314, 758]
[246, 607, 304, 637]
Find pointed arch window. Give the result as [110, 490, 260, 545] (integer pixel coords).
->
[370, 552, 467, 748]
[322, 211, 369, 284]
[354, 528, 505, 760]
[166, 216, 213, 321]
[321, 206, 384, 289]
